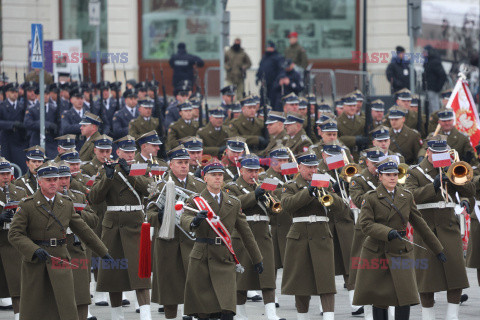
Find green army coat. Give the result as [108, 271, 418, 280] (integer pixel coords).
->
[284, 43, 308, 69]
[258, 130, 289, 158]
[284, 129, 312, 156]
[8, 191, 108, 320]
[389, 126, 422, 165]
[14, 170, 38, 196]
[166, 118, 199, 150]
[180, 189, 262, 316]
[196, 122, 231, 156]
[227, 114, 263, 147]
[79, 131, 101, 162]
[337, 113, 365, 161]
[128, 116, 159, 139]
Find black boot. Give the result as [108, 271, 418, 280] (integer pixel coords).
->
[220, 312, 234, 320]
[372, 306, 388, 320]
[395, 305, 410, 320]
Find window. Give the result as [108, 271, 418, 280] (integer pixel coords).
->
[264, 0, 356, 59]
[61, 0, 108, 55]
[141, 0, 221, 60]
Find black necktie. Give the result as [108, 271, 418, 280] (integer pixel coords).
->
[214, 194, 220, 204]
[48, 200, 54, 209]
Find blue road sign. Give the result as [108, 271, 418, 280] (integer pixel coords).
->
[31, 24, 43, 69]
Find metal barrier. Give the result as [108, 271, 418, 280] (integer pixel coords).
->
[369, 71, 391, 96]
[204, 67, 221, 100]
[310, 69, 336, 104]
[334, 69, 371, 97]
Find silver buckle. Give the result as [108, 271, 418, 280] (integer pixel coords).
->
[252, 215, 260, 222]
[50, 238, 57, 247]
[439, 202, 446, 209]
[308, 215, 316, 223]
[124, 205, 131, 211]
[215, 237, 222, 245]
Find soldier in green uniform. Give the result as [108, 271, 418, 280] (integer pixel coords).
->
[405, 136, 474, 320]
[180, 161, 262, 320]
[366, 99, 386, 134]
[417, 109, 477, 165]
[14, 146, 45, 196]
[427, 89, 452, 134]
[387, 106, 422, 165]
[334, 99, 344, 117]
[0, 158, 26, 320]
[8, 162, 110, 320]
[53, 135, 76, 162]
[281, 151, 344, 320]
[352, 90, 365, 119]
[79, 112, 102, 162]
[60, 149, 90, 194]
[353, 158, 445, 320]
[337, 94, 367, 161]
[358, 126, 405, 168]
[89, 135, 152, 320]
[196, 106, 231, 157]
[281, 93, 299, 114]
[166, 101, 199, 150]
[147, 146, 205, 320]
[284, 31, 308, 69]
[221, 137, 246, 183]
[180, 136, 204, 176]
[224, 155, 285, 320]
[258, 111, 288, 158]
[228, 96, 266, 151]
[283, 112, 312, 155]
[393, 89, 426, 137]
[225, 38, 252, 99]
[310, 120, 353, 163]
[298, 98, 318, 143]
[129, 99, 159, 139]
[134, 131, 167, 168]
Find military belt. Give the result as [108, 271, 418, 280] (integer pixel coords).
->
[292, 215, 329, 223]
[245, 215, 270, 222]
[196, 237, 224, 245]
[416, 202, 455, 210]
[107, 205, 144, 212]
[33, 238, 67, 247]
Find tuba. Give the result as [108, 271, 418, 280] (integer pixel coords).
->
[446, 149, 473, 185]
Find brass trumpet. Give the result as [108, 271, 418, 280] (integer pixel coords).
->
[253, 179, 283, 214]
[445, 149, 473, 185]
[339, 149, 361, 183]
[397, 163, 409, 184]
[316, 188, 334, 207]
[150, 153, 160, 182]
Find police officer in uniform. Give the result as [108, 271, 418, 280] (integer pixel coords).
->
[405, 135, 474, 320]
[166, 101, 199, 150]
[14, 147, 44, 197]
[0, 158, 26, 320]
[111, 89, 138, 140]
[259, 111, 288, 158]
[284, 112, 312, 155]
[180, 161, 262, 320]
[228, 96, 266, 151]
[147, 145, 205, 319]
[224, 155, 285, 320]
[387, 106, 422, 165]
[8, 162, 111, 320]
[196, 106, 231, 157]
[169, 42, 204, 88]
[281, 151, 343, 320]
[128, 99, 159, 139]
[79, 112, 102, 162]
[337, 94, 367, 161]
[353, 158, 445, 320]
[221, 137, 246, 183]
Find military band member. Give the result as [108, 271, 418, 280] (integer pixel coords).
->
[196, 106, 231, 157]
[148, 146, 205, 319]
[221, 137, 246, 183]
[89, 135, 152, 320]
[353, 158, 445, 320]
[81, 135, 113, 177]
[14, 146, 45, 196]
[311, 120, 354, 163]
[369, 126, 405, 165]
[180, 136, 204, 176]
[128, 99, 159, 139]
[224, 103, 242, 126]
[8, 162, 110, 320]
[394, 89, 423, 134]
[57, 161, 99, 320]
[165, 101, 199, 150]
[387, 106, 422, 165]
[60, 149, 90, 195]
[334, 99, 344, 116]
[405, 135, 474, 320]
[180, 161, 262, 320]
[224, 154, 285, 320]
[79, 112, 102, 162]
[53, 134, 77, 162]
[284, 112, 312, 155]
[258, 111, 288, 158]
[228, 96, 266, 151]
[0, 158, 26, 320]
[281, 151, 343, 320]
[134, 131, 167, 168]
[366, 99, 385, 133]
[337, 94, 367, 161]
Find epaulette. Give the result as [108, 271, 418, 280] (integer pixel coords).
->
[225, 181, 238, 187]
[23, 195, 35, 202]
[82, 173, 90, 179]
[188, 172, 205, 183]
[227, 194, 241, 203]
[14, 185, 25, 191]
[412, 129, 419, 134]
[57, 192, 73, 201]
[353, 173, 362, 178]
[301, 135, 308, 141]
[365, 190, 375, 195]
[70, 189, 83, 195]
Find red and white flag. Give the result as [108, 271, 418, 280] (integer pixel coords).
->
[150, 165, 167, 176]
[260, 178, 278, 191]
[281, 162, 298, 175]
[326, 154, 345, 170]
[432, 152, 451, 168]
[129, 163, 148, 176]
[73, 203, 87, 212]
[86, 175, 96, 187]
[311, 173, 330, 188]
[446, 76, 480, 147]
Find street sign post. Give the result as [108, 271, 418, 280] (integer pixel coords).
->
[31, 23, 45, 149]
[89, 0, 101, 83]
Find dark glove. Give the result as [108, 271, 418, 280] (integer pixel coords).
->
[460, 200, 470, 214]
[194, 167, 202, 178]
[217, 145, 227, 158]
[463, 151, 474, 164]
[388, 229, 402, 241]
[157, 207, 164, 223]
[232, 174, 239, 182]
[355, 135, 370, 148]
[34, 248, 49, 262]
[254, 262, 264, 274]
[258, 136, 268, 149]
[104, 163, 116, 179]
[13, 121, 25, 130]
[254, 187, 266, 201]
[102, 254, 115, 264]
[308, 185, 318, 197]
[417, 156, 424, 164]
[118, 158, 130, 175]
[47, 122, 58, 133]
[433, 174, 449, 192]
[332, 182, 341, 194]
[191, 210, 208, 228]
[0, 210, 13, 223]
[437, 252, 447, 263]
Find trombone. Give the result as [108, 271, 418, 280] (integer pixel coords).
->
[253, 178, 282, 214]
